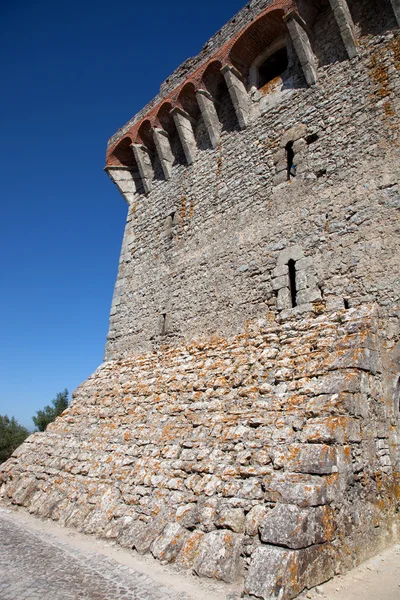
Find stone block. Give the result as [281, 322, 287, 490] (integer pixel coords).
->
[272, 264, 289, 278]
[259, 504, 336, 549]
[263, 472, 338, 506]
[215, 506, 245, 533]
[9, 477, 39, 507]
[273, 444, 338, 475]
[296, 288, 322, 305]
[131, 511, 174, 554]
[175, 503, 199, 529]
[302, 417, 362, 444]
[176, 530, 205, 569]
[280, 124, 308, 149]
[302, 371, 362, 396]
[325, 348, 379, 374]
[296, 256, 314, 271]
[277, 287, 291, 311]
[245, 505, 268, 536]
[296, 271, 317, 292]
[277, 245, 305, 266]
[151, 522, 188, 562]
[273, 171, 289, 187]
[194, 530, 244, 583]
[328, 0, 358, 59]
[273, 148, 286, 165]
[272, 275, 289, 291]
[118, 519, 146, 549]
[245, 544, 336, 600]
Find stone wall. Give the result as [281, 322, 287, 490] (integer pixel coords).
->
[105, 0, 400, 361]
[1, 2, 400, 599]
[1, 306, 400, 599]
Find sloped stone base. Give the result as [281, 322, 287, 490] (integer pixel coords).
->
[1, 305, 399, 599]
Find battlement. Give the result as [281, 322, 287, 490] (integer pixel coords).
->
[105, 0, 400, 197]
[103, 0, 400, 361]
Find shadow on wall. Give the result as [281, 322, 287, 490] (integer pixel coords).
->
[349, 0, 397, 36]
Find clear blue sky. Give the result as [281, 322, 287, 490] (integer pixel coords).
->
[0, 0, 245, 430]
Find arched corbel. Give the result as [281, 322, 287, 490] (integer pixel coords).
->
[170, 107, 197, 165]
[283, 11, 318, 86]
[220, 64, 250, 129]
[152, 128, 174, 180]
[131, 143, 154, 194]
[195, 89, 221, 149]
[328, 0, 358, 59]
[390, 0, 400, 26]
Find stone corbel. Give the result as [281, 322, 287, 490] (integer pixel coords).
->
[131, 144, 154, 195]
[153, 128, 174, 180]
[284, 11, 318, 86]
[104, 165, 137, 204]
[328, 0, 358, 59]
[221, 65, 250, 130]
[195, 89, 221, 149]
[390, 0, 400, 26]
[171, 107, 197, 165]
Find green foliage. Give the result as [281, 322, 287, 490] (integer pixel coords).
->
[0, 415, 29, 464]
[32, 389, 69, 432]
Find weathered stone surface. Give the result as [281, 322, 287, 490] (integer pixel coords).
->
[134, 512, 174, 554]
[259, 504, 336, 549]
[245, 505, 268, 537]
[175, 504, 199, 529]
[175, 530, 205, 569]
[263, 472, 338, 507]
[3, 2, 400, 598]
[272, 444, 338, 475]
[194, 530, 244, 583]
[151, 522, 188, 562]
[215, 506, 245, 533]
[118, 519, 146, 549]
[245, 544, 336, 600]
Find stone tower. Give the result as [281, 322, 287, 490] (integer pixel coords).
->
[2, 1, 400, 598]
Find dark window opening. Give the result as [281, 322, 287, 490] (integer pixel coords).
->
[344, 299, 350, 310]
[288, 260, 297, 308]
[286, 141, 296, 181]
[316, 168, 327, 178]
[306, 133, 319, 145]
[258, 47, 288, 88]
[161, 313, 167, 337]
[395, 377, 400, 416]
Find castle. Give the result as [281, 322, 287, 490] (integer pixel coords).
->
[1, 1, 400, 598]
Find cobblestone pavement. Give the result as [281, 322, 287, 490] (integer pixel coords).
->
[0, 510, 193, 600]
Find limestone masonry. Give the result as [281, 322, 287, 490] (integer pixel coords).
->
[1, 1, 400, 599]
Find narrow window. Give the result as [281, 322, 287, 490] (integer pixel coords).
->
[258, 47, 288, 88]
[395, 377, 400, 416]
[288, 260, 297, 308]
[306, 133, 319, 145]
[344, 298, 350, 310]
[286, 141, 296, 181]
[161, 313, 167, 337]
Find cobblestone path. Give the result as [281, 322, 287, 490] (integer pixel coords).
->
[0, 510, 192, 600]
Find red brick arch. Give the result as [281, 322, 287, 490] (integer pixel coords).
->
[106, 0, 298, 165]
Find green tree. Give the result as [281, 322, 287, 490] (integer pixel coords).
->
[32, 389, 69, 432]
[0, 415, 29, 463]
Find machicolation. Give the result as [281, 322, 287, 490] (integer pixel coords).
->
[2, 1, 400, 598]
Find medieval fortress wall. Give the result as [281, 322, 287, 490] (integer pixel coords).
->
[1, 1, 400, 599]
